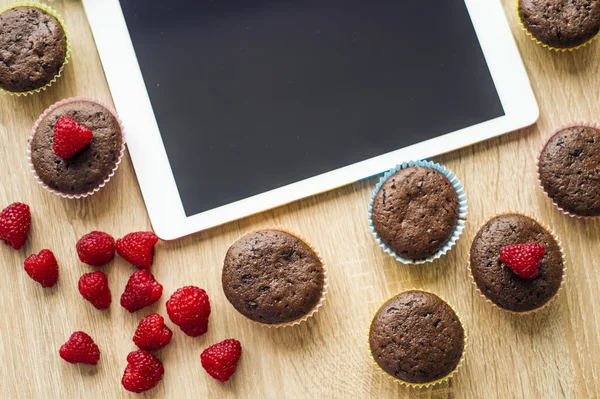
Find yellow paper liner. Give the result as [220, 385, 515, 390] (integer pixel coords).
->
[516, 0, 599, 52]
[536, 122, 600, 219]
[0, 1, 71, 96]
[367, 289, 467, 388]
[26, 96, 126, 199]
[467, 212, 567, 315]
[227, 227, 328, 328]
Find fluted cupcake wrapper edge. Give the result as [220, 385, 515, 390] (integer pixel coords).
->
[367, 289, 467, 388]
[467, 211, 567, 315]
[0, 1, 71, 96]
[536, 121, 600, 219]
[26, 97, 126, 199]
[228, 227, 328, 328]
[368, 159, 468, 265]
[516, 0, 599, 52]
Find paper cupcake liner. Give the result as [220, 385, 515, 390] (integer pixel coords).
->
[536, 121, 600, 219]
[367, 289, 467, 388]
[231, 227, 328, 328]
[516, 1, 599, 52]
[26, 97, 126, 199]
[368, 160, 468, 265]
[467, 212, 567, 315]
[0, 1, 71, 96]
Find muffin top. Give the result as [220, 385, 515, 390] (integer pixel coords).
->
[0, 6, 67, 92]
[538, 126, 600, 217]
[222, 230, 325, 324]
[470, 214, 564, 312]
[369, 290, 464, 384]
[519, 0, 600, 48]
[371, 166, 459, 260]
[30, 101, 123, 195]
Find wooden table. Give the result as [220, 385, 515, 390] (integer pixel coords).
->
[1, 1, 599, 397]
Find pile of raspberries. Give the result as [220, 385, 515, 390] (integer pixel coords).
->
[0, 202, 242, 393]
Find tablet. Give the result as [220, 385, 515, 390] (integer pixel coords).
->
[83, 0, 538, 240]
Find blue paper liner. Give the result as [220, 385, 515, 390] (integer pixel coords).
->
[368, 160, 468, 264]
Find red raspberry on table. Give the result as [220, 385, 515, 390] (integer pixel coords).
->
[59, 331, 100, 365]
[500, 242, 546, 279]
[76, 231, 115, 266]
[201, 339, 242, 382]
[24, 249, 58, 288]
[52, 115, 93, 159]
[166, 286, 211, 337]
[133, 313, 173, 351]
[116, 232, 159, 269]
[78, 271, 111, 310]
[122, 349, 164, 393]
[0, 202, 31, 250]
[120, 270, 163, 312]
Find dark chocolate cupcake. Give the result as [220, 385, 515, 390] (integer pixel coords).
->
[537, 123, 600, 217]
[469, 213, 565, 313]
[27, 97, 125, 198]
[369, 161, 467, 264]
[0, 4, 70, 94]
[369, 290, 466, 387]
[222, 229, 327, 327]
[518, 0, 600, 50]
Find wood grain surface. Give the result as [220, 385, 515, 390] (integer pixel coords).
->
[1, 1, 599, 398]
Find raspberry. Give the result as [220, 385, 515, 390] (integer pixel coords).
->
[120, 270, 163, 312]
[76, 231, 115, 266]
[133, 313, 173, 351]
[166, 286, 211, 337]
[500, 242, 546, 279]
[122, 349, 164, 393]
[200, 339, 242, 382]
[24, 249, 58, 288]
[116, 232, 159, 269]
[52, 115, 93, 159]
[78, 271, 111, 310]
[59, 331, 100, 365]
[0, 202, 31, 250]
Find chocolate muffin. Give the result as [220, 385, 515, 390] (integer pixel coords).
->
[369, 290, 464, 385]
[30, 100, 123, 195]
[470, 214, 564, 312]
[371, 166, 459, 260]
[538, 125, 600, 217]
[0, 6, 67, 92]
[519, 0, 600, 49]
[222, 230, 325, 325]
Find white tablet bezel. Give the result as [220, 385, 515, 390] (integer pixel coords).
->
[82, 0, 538, 240]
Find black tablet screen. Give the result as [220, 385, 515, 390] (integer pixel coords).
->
[120, 0, 504, 216]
